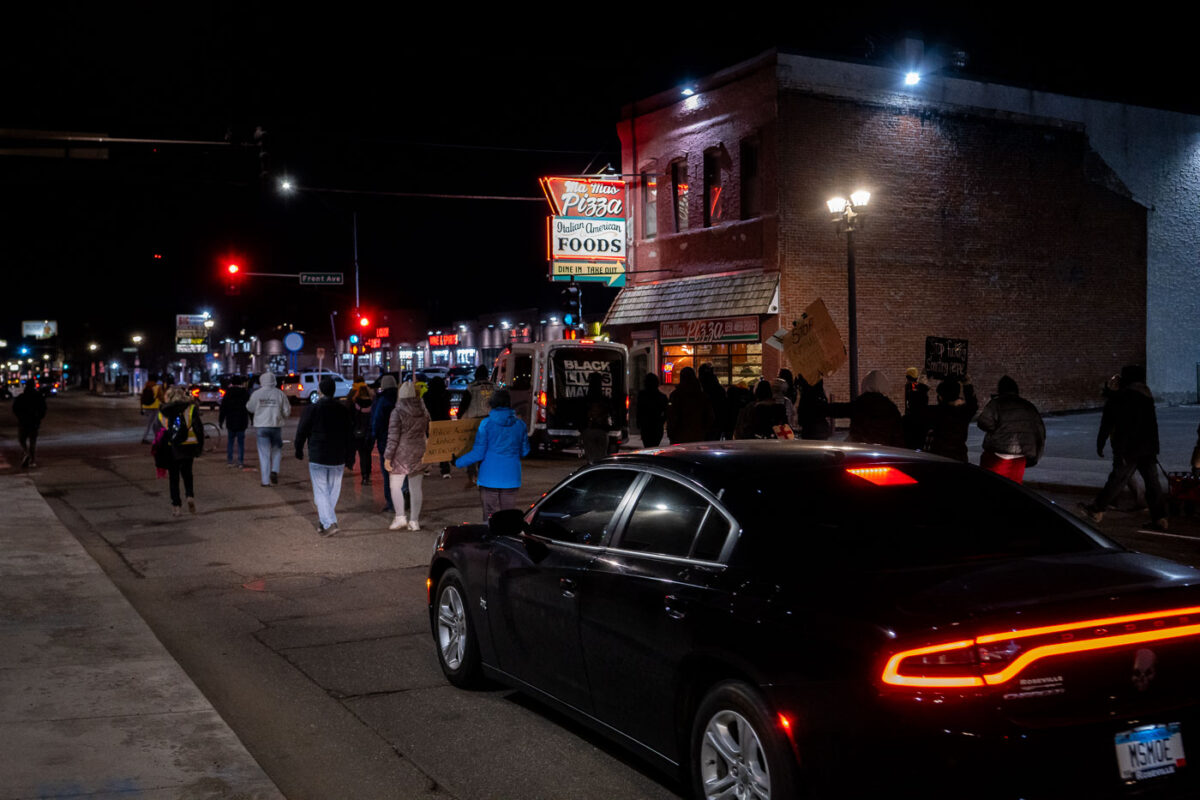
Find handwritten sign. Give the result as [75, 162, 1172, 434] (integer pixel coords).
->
[783, 298, 846, 385]
[423, 418, 482, 464]
[924, 337, 969, 380]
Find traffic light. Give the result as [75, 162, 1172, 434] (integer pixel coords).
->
[559, 283, 581, 326]
[225, 262, 241, 295]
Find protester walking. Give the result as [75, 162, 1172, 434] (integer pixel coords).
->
[580, 372, 612, 464]
[698, 363, 729, 440]
[976, 376, 1045, 483]
[924, 377, 979, 462]
[423, 376, 454, 478]
[139, 378, 161, 442]
[827, 370, 905, 447]
[370, 375, 400, 512]
[384, 381, 431, 530]
[902, 368, 931, 450]
[1080, 365, 1169, 531]
[246, 371, 291, 487]
[152, 385, 204, 516]
[344, 381, 375, 485]
[13, 381, 47, 468]
[218, 375, 250, 469]
[452, 388, 530, 520]
[636, 372, 669, 448]
[734, 380, 789, 439]
[458, 366, 495, 488]
[795, 376, 832, 440]
[295, 378, 354, 536]
[770, 378, 799, 432]
[725, 379, 755, 440]
[666, 367, 714, 444]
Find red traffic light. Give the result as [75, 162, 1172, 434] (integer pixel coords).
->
[227, 263, 240, 275]
[359, 316, 370, 328]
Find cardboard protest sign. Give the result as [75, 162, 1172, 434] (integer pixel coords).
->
[783, 298, 846, 385]
[423, 418, 482, 464]
[924, 337, 969, 380]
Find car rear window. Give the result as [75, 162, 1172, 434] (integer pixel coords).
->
[726, 463, 1112, 572]
[282, 376, 300, 385]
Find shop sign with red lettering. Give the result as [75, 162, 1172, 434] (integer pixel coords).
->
[540, 177, 626, 218]
[660, 316, 760, 345]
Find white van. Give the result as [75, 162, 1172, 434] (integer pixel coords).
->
[492, 339, 629, 451]
[281, 371, 352, 404]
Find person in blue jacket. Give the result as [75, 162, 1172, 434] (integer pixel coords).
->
[452, 388, 530, 520]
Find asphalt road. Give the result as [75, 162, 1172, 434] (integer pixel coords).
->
[5, 392, 1200, 800]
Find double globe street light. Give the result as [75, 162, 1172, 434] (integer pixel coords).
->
[827, 190, 870, 399]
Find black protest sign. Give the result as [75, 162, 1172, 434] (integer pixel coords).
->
[925, 337, 969, 380]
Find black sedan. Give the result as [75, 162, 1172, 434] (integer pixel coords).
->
[427, 442, 1200, 798]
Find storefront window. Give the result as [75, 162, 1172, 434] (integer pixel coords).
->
[661, 342, 761, 386]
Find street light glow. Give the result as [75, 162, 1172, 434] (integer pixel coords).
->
[850, 190, 871, 207]
[826, 197, 847, 214]
[905, 72, 920, 86]
[132, 335, 143, 344]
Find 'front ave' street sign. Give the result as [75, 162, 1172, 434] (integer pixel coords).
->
[299, 272, 344, 286]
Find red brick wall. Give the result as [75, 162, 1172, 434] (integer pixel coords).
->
[777, 95, 1146, 411]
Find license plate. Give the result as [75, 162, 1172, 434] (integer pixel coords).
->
[1115, 723, 1186, 781]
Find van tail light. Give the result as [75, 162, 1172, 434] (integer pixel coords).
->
[537, 390, 547, 423]
[297, 383, 303, 392]
[220, 389, 226, 397]
[191, 388, 200, 397]
[881, 605, 1200, 689]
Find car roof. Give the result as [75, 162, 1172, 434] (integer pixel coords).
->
[603, 441, 957, 488]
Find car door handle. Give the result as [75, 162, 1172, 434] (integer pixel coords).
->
[560, 578, 577, 598]
[664, 595, 687, 620]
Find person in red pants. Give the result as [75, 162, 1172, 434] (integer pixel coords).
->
[977, 376, 1045, 484]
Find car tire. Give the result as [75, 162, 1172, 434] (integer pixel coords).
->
[309, 391, 320, 404]
[434, 568, 483, 688]
[690, 680, 801, 800]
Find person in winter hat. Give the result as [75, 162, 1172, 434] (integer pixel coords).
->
[452, 388, 530, 520]
[384, 381, 430, 531]
[977, 375, 1045, 483]
[246, 371, 291, 486]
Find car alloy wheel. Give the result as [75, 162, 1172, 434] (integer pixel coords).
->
[309, 391, 321, 403]
[433, 568, 482, 687]
[693, 681, 799, 800]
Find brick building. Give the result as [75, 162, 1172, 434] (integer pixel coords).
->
[604, 49, 1156, 412]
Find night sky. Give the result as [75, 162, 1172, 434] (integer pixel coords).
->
[0, 6, 1187, 360]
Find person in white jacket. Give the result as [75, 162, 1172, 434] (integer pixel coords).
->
[246, 371, 292, 486]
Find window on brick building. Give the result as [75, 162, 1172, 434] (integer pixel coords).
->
[740, 139, 761, 219]
[704, 149, 726, 227]
[642, 171, 657, 240]
[672, 160, 689, 232]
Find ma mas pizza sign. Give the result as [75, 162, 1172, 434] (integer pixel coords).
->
[540, 176, 628, 287]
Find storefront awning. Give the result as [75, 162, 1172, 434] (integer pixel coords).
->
[603, 270, 779, 327]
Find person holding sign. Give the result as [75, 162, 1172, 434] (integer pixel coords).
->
[384, 381, 430, 531]
[452, 388, 530, 520]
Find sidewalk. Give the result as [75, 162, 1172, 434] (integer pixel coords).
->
[0, 474, 283, 800]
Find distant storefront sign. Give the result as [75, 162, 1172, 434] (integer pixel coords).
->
[429, 334, 459, 347]
[660, 316, 760, 345]
[550, 259, 626, 286]
[176, 338, 208, 354]
[22, 320, 58, 339]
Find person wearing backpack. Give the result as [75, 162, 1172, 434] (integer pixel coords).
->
[152, 384, 205, 516]
[343, 380, 375, 485]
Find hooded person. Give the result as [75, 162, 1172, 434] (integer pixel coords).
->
[1081, 365, 1168, 531]
[245, 371, 292, 486]
[666, 367, 715, 444]
[13, 380, 47, 468]
[828, 370, 905, 447]
[977, 375, 1045, 483]
[735, 379, 788, 439]
[422, 376, 453, 478]
[295, 377, 355, 536]
[370, 374, 401, 512]
[452, 388, 530, 520]
[384, 381, 431, 531]
[636, 372, 669, 448]
[923, 376, 979, 462]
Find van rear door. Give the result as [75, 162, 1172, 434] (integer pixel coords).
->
[547, 347, 626, 434]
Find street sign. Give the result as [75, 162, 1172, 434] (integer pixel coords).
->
[550, 260, 626, 286]
[316, 347, 325, 359]
[299, 272, 344, 286]
[283, 332, 304, 353]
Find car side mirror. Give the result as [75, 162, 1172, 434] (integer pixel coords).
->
[488, 508, 527, 537]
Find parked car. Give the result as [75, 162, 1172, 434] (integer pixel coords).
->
[448, 365, 474, 390]
[428, 441, 1200, 798]
[281, 371, 351, 403]
[189, 383, 224, 409]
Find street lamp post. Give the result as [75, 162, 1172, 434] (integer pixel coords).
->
[827, 190, 871, 399]
[131, 335, 144, 395]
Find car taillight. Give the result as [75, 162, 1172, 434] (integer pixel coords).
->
[450, 407, 458, 419]
[297, 383, 303, 391]
[220, 389, 226, 397]
[537, 390, 547, 423]
[191, 388, 200, 396]
[882, 605, 1200, 689]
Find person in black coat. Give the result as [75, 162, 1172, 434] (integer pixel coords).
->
[218, 375, 250, 469]
[13, 381, 47, 468]
[827, 370, 905, 447]
[698, 363, 729, 441]
[923, 377, 978, 462]
[296, 378, 354, 535]
[735, 379, 788, 439]
[795, 376, 832, 440]
[1081, 365, 1168, 530]
[636, 373, 668, 448]
[423, 376, 453, 478]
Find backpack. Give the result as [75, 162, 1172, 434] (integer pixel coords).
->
[163, 406, 197, 448]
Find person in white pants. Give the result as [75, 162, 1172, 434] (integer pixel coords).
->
[383, 381, 430, 531]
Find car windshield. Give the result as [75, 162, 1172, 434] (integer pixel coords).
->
[725, 462, 1113, 573]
